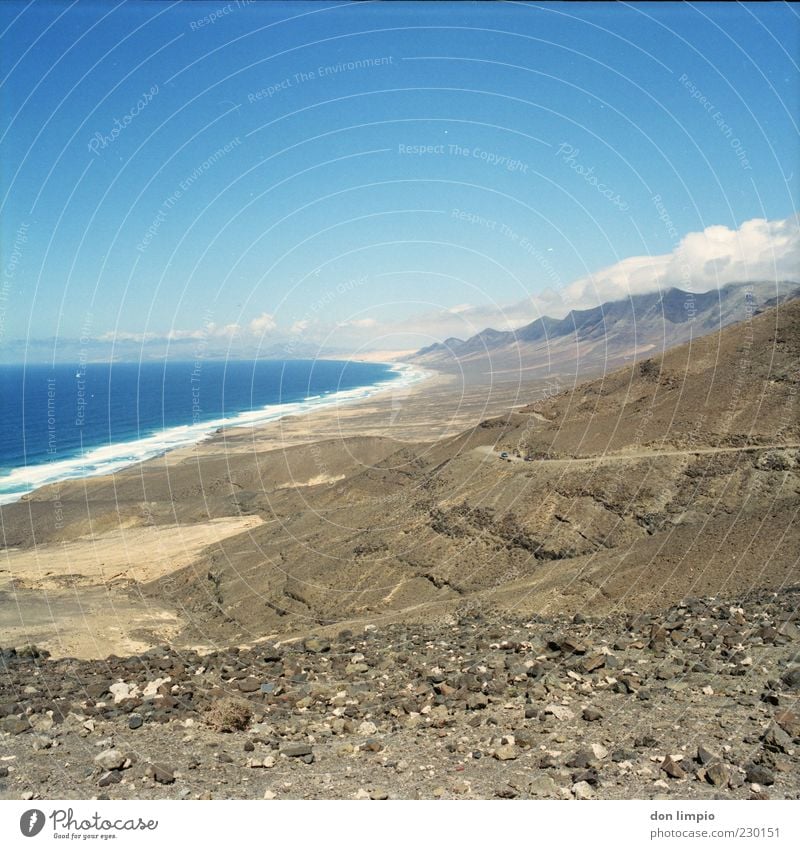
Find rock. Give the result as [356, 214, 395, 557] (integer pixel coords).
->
[529, 774, 558, 797]
[261, 644, 282, 662]
[705, 762, 730, 787]
[31, 735, 52, 751]
[147, 764, 175, 785]
[582, 707, 602, 722]
[98, 771, 122, 788]
[566, 750, 597, 770]
[109, 682, 135, 703]
[94, 749, 126, 771]
[660, 755, 686, 779]
[590, 743, 609, 760]
[762, 723, 792, 753]
[697, 745, 720, 765]
[303, 636, 331, 654]
[128, 715, 143, 730]
[580, 654, 606, 673]
[466, 693, 488, 710]
[237, 678, 261, 693]
[369, 788, 389, 800]
[142, 677, 170, 698]
[357, 721, 377, 736]
[263, 790, 277, 799]
[780, 666, 800, 690]
[745, 763, 775, 786]
[494, 745, 517, 761]
[1, 716, 29, 735]
[562, 636, 587, 654]
[572, 780, 595, 799]
[281, 743, 313, 758]
[775, 709, 800, 737]
[545, 704, 575, 721]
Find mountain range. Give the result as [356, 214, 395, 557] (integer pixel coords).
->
[409, 280, 800, 380]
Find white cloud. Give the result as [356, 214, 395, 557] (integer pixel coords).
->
[248, 312, 276, 335]
[98, 330, 157, 343]
[95, 217, 797, 350]
[338, 317, 378, 329]
[389, 215, 800, 342]
[562, 215, 799, 309]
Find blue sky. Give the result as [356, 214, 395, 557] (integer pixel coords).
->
[1, 0, 798, 361]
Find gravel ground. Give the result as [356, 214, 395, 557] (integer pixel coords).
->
[1, 589, 798, 800]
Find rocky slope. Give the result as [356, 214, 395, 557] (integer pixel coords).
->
[1, 589, 798, 800]
[143, 298, 800, 646]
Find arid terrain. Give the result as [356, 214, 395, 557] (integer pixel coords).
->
[0, 295, 798, 800]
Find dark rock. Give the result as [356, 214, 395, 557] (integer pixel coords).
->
[745, 763, 775, 786]
[697, 745, 720, 765]
[281, 743, 313, 758]
[781, 666, 800, 690]
[98, 771, 122, 788]
[762, 723, 792, 753]
[566, 750, 597, 770]
[582, 707, 602, 722]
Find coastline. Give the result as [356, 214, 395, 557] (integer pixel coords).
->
[0, 364, 543, 659]
[0, 360, 432, 507]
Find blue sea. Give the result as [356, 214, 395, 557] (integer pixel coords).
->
[0, 359, 422, 505]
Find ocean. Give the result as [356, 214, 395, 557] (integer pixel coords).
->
[0, 359, 420, 505]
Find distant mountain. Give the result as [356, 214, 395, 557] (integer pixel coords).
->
[409, 281, 800, 380]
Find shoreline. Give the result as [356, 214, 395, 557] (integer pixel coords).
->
[0, 360, 433, 507]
